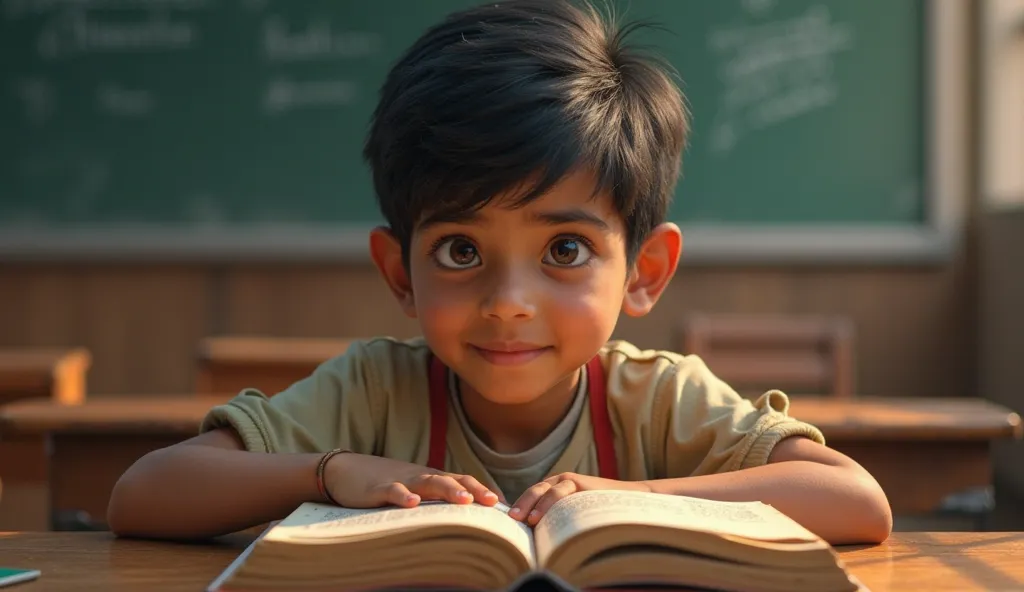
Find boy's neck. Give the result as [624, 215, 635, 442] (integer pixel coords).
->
[457, 368, 582, 454]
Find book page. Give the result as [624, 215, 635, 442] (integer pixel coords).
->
[534, 490, 818, 565]
[266, 501, 535, 566]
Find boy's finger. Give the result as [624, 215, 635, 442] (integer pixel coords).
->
[411, 474, 474, 504]
[509, 482, 551, 521]
[453, 475, 503, 505]
[527, 480, 577, 525]
[377, 482, 420, 508]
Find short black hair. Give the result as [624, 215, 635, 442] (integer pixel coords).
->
[363, 0, 688, 264]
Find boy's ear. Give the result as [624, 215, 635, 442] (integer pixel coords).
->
[369, 226, 417, 318]
[622, 223, 682, 318]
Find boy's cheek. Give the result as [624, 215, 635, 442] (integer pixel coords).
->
[413, 297, 473, 355]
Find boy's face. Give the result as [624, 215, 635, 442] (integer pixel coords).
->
[371, 170, 680, 406]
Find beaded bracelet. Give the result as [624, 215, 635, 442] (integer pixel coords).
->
[315, 448, 351, 505]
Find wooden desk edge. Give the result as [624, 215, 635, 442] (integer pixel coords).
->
[823, 420, 1023, 442]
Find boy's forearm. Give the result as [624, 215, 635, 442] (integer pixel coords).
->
[643, 462, 892, 545]
[107, 445, 323, 540]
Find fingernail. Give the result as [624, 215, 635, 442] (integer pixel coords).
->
[528, 510, 539, 521]
[406, 494, 419, 503]
[508, 507, 521, 518]
[484, 491, 498, 499]
[457, 491, 472, 500]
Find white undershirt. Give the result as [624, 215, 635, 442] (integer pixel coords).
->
[449, 368, 587, 502]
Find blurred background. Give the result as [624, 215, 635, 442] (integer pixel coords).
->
[0, 0, 1022, 535]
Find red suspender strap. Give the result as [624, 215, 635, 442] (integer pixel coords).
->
[426, 354, 618, 480]
[586, 355, 619, 481]
[427, 355, 449, 471]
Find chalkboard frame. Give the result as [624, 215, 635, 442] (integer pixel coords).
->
[0, 1, 969, 265]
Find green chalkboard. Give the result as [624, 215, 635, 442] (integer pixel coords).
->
[0, 0, 925, 237]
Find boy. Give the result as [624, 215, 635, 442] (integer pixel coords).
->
[107, 0, 891, 544]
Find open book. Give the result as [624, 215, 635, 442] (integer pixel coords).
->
[208, 490, 863, 592]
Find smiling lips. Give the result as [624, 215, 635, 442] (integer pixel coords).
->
[471, 342, 551, 366]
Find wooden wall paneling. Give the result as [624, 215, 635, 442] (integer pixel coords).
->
[615, 261, 972, 397]
[218, 265, 420, 340]
[75, 266, 211, 396]
[0, 259, 975, 399]
[0, 266, 81, 348]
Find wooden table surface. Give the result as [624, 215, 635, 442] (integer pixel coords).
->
[0, 394, 1019, 441]
[0, 532, 1021, 591]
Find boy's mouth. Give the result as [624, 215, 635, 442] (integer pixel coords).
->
[470, 342, 552, 366]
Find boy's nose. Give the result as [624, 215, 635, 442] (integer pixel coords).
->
[480, 268, 537, 321]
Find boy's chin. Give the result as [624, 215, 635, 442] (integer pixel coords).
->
[473, 387, 551, 407]
[456, 374, 546, 405]
[458, 368, 579, 407]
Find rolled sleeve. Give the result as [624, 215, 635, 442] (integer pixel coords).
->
[724, 390, 826, 471]
[201, 391, 282, 453]
[198, 340, 381, 455]
[656, 356, 826, 478]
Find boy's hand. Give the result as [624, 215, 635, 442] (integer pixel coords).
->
[323, 452, 504, 509]
[510, 473, 651, 525]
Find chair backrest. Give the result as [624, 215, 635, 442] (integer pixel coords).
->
[0, 347, 91, 405]
[194, 336, 354, 396]
[677, 313, 856, 398]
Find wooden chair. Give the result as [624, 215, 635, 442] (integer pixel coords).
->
[194, 336, 354, 396]
[0, 347, 91, 531]
[676, 313, 856, 398]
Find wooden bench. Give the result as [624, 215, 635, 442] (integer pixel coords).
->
[0, 347, 91, 531]
[0, 394, 1018, 531]
[195, 336, 353, 396]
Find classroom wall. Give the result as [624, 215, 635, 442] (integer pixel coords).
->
[0, 1, 986, 401]
[0, 252, 976, 399]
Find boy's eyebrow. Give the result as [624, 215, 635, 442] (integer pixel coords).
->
[418, 208, 480, 231]
[531, 208, 611, 231]
[418, 207, 610, 231]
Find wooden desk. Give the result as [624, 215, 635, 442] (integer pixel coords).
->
[0, 396, 1019, 530]
[0, 347, 91, 532]
[0, 348, 91, 406]
[0, 397, 226, 531]
[0, 532, 1021, 591]
[790, 397, 1023, 522]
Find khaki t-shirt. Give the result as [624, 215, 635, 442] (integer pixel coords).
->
[199, 337, 825, 497]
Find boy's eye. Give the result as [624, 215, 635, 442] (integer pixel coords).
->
[544, 237, 592, 267]
[434, 237, 481, 269]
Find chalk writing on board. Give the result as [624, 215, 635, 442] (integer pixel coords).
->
[4, 0, 213, 18]
[263, 16, 381, 62]
[707, 3, 854, 155]
[36, 9, 197, 58]
[262, 78, 357, 114]
[96, 84, 154, 117]
[13, 77, 56, 124]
